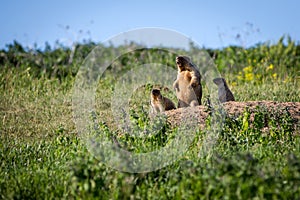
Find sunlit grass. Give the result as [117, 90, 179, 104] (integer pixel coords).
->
[0, 38, 300, 199]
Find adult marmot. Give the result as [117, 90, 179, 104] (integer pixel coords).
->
[213, 77, 235, 102]
[150, 88, 176, 116]
[173, 56, 202, 107]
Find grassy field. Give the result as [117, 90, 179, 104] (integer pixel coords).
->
[0, 37, 300, 199]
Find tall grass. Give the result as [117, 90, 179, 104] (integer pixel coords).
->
[0, 37, 299, 199]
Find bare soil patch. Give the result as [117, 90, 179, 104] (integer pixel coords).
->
[165, 101, 300, 133]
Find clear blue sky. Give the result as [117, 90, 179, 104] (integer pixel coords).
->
[1, 0, 299, 49]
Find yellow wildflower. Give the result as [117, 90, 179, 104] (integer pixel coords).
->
[245, 73, 254, 81]
[243, 66, 253, 73]
[267, 64, 274, 71]
[237, 72, 243, 80]
[272, 73, 277, 79]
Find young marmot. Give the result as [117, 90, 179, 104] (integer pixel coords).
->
[150, 88, 176, 115]
[173, 56, 202, 107]
[213, 77, 235, 103]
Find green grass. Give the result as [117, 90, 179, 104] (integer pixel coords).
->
[0, 38, 300, 199]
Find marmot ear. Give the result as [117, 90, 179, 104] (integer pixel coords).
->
[163, 87, 170, 92]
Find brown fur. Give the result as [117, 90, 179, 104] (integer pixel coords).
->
[173, 56, 202, 107]
[213, 77, 235, 103]
[150, 89, 176, 116]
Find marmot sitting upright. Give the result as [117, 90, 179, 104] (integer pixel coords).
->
[173, 56, 202, 108]
[213, 77, 235, 103]
[150, 88, 176, 116]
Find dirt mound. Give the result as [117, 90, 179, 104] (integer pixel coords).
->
[165, 101, 300, 133]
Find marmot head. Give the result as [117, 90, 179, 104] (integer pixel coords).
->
[151, 89, 163, 101]
[213, 77, 226, 86]
[176, 56, 192, 72]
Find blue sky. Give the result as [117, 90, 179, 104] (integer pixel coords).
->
[1, 0, 299, 49]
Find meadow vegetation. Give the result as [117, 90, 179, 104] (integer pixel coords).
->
[0, 36, 299, 199]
